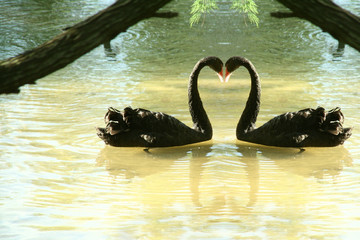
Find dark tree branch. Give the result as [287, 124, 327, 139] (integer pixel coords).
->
[270, 12, 296, 18]
[0, 0, 174, 94]
[274, 0, 360, 52]
[152, 11, 179, 18]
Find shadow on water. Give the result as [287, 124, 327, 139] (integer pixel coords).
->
[189, 143, 353, 216]
[236, 142, 353, 179]
[95, 142, 214, 179]
[189, 148, 260, 215]
[96, 142, 260, 215]
[273, 147, 352, 179]
[96, 141, 352, 215]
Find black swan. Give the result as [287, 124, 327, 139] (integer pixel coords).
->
[225, 56, 352, 148]
[96, 56, 224, 147]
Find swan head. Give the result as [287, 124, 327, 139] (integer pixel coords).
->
[202, 56, 224, 82]
[224, 56, 252, 82]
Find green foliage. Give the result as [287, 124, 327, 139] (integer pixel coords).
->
[190, 0, 259, 27]
[231, 0, 259, 26]
[190, 0, 219, 27]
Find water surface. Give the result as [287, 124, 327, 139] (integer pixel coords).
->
[1, 0, 360, 239]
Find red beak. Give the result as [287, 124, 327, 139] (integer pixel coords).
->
[217, 69, 224, 82]
[225, 69, 231, 83]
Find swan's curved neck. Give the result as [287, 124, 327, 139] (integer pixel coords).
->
[188, 61, 212, 138]
[237, 60, 261, 138]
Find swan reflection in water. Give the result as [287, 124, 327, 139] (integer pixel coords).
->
[96, 142, 352, 215]
[96, 143, 213, 179]
[236, 142, 352, 179]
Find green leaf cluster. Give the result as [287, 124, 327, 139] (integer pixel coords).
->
[231, 0, 259, 26]
[190, 0, 219, 27]
[190, 0, 259, 27]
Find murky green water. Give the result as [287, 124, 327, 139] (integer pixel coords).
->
[1, 0, 360, 239]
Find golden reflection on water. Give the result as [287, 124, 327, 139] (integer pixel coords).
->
[91, 141, 355, 239]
